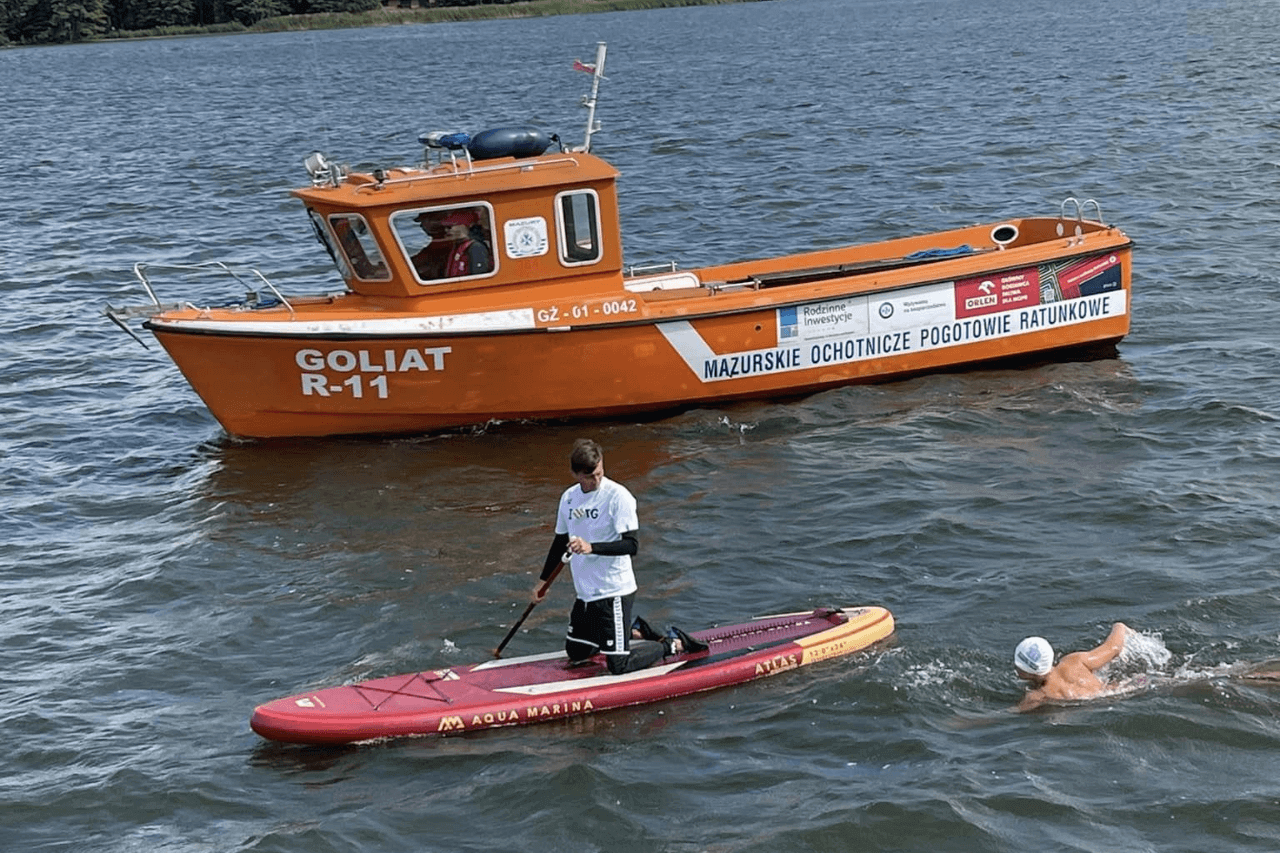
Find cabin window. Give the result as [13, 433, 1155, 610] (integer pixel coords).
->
[391, 203, 497, 284]
[307, 209, 347, 277]
[556, 190, 602, 266]
[327, 213, 390, 281]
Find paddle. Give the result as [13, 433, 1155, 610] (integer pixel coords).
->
[494, 558, 566, 658]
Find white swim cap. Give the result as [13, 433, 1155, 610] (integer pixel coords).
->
[1014, 637, 1054, 676]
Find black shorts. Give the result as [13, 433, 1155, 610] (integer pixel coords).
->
[565, 593, 635, 661]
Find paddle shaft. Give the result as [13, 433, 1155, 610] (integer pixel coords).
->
[493, 559, 565, 658]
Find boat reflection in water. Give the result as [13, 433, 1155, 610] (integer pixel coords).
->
[107, 44, 1133, 440]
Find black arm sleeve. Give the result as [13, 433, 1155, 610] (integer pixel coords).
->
[587, 530, 639, 558]
[542, 532, 570, 580]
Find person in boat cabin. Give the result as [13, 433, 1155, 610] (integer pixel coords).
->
[411, 207, 493, 280]
[410, 213, 451, 280]
[1013, 622, 1130, 711]
[441, 208, 492, 277]
[534, 438, 704, 674]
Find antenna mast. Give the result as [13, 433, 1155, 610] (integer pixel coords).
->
[576, 42, 608, 153]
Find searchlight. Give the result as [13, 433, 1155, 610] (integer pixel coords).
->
[303, 151, 346, 187]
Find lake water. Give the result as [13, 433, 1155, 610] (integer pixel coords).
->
[4, 0, 1280, 849]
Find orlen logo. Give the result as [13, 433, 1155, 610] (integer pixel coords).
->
[962, 286, 998, 311]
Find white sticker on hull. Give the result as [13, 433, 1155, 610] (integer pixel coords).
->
[778, 296, 869, 341]
[659, 286, 1126, 383]
[150, 308, 536, 336]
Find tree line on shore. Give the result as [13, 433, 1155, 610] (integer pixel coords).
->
[1, 0, 537, 45]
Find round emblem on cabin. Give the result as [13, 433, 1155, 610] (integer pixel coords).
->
[504, 216, 549, 259]
[878, 302, 894, 320]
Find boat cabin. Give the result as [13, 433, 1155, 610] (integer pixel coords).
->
[293, 130, 624, 300]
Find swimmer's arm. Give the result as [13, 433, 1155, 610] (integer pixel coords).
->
[1240, 659, 1280, 681]
[1076, 622, 1130, 672]
[1016, 688, 1047, 712]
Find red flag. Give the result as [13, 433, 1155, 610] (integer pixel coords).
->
[572, 59, 596, 74]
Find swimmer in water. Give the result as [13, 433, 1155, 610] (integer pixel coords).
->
[1239, 662, 1280, 681]
[1014, 622, 1131, 711]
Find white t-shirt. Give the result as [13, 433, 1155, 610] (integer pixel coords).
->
[554, 476, 639, 601]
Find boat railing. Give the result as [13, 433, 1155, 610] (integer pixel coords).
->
[1057, 197, 1107, 238]
[625, 261, 680, 277]
[1060, 197, 1104, 222]
[358, 155, 584, 194]
[106, 262, 296, 349]
[134, 262, 295, 316]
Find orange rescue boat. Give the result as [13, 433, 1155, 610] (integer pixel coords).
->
[107, 44, 1133, 439]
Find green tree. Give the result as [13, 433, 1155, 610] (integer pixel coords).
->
[46, 0, 109, 40]
[129, 0, 195, 28]
[2, 0, 49, 43]
[224, 0, 286, 24]
[191, 0, 232, 24]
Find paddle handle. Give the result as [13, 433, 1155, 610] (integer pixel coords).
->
[493, 560, 565, 658]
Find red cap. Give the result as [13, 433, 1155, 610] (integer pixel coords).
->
[440, 209, 479, 227]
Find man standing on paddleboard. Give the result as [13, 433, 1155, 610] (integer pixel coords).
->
[533, 438, 703, 674]
[1013, 622, 1131, 711]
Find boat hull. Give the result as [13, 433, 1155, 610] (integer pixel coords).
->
[249, 605, 894, 744]
[148, 241, 1131, 438]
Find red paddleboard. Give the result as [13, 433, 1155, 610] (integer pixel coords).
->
[250, 605, 894, 744]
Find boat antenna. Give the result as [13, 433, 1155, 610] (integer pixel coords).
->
[573, 42, 608, 153]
